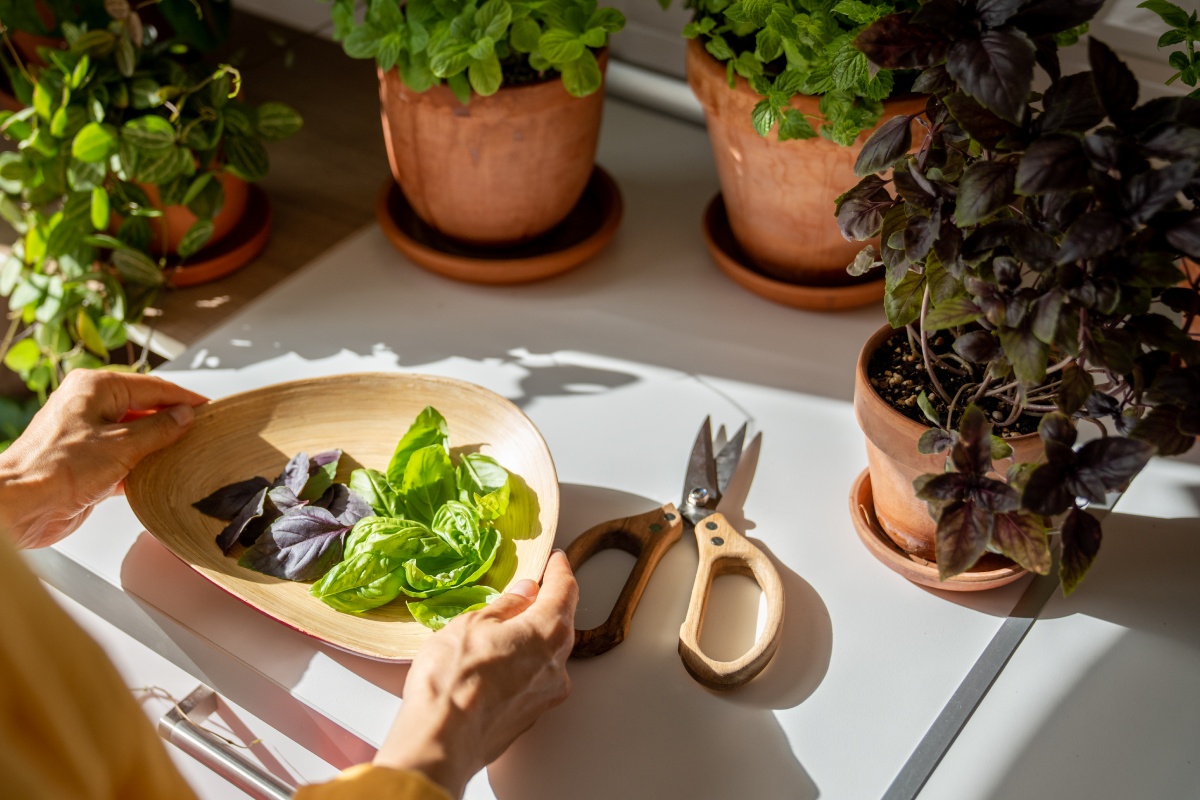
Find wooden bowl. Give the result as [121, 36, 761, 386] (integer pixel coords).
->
[126, 373, 559, 661]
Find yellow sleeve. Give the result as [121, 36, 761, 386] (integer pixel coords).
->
[0, 535, 198, 800]
[295, 764, 454, 800]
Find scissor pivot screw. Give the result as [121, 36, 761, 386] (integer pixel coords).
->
[711, 536, 724, 546]
[688, 488, 710, 506]
[705, 521, 718, 530]
[664, 512, 676, 521]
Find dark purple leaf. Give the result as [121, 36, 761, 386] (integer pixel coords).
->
[854, 12, 949, 70]
[836, 176, 894, 241]
[1131, 313, 1194, 353]
[912, 64, 954, 94]
[1056, 211, 1127, 265]
[1038, 411, 1077, 447]
[955, 161, 1016, 226]
[1030, 289, 1065, 345]
[914, 472, 972, 501]
[1127, 97, 1200, 132]
[1087, 38, 1137, 121]
[193, 476, 270, 521]
[1166, 215, 1200, 259]
[971, 477, 1020, 513]
[1142, 124, 1200, 160]
[946, 31, 1036, 124]
[1160, 287, 1200, 316]
[854, 115, 915, 177]
[316, 484, 374, 526]
[1016, 135, 1090, 195]
[904, 211, 939, 262]
[1125, 160, 1196, 225]
[1180, 407, 1200, 437]
[275, 451, 310, 495]
[999, 325, 1049, 385]
[237, 506, 351, 582]
[950, 405, 993, 476]
[935, 499, 994, 580]
[1009, 0, 1105, 36]
[992, 512, 1052, 574]
[1084, 391, 1121, 418]
[1083, 130, 1122, 171]
[976, 0, 1023, 27]
[894, 162, 937, 210]
[1076, 435, 1156, 487]
[918, 427, 954, 454]
[216, 487, 268, 554]
[300, 449, 343, 502]
[953, 330, 1000, 363]
[1022, 462, 1073, 515]
[1032, 34, 1061, 83]
[1056, 364, 1094, 414]
[1129, 407, 1195, 456]
[944, 92, 1017, 148]
[1037, 72, 1105, 134]
[267, 485, 307, 514]
[1060, 507, 1102, 595]
[880, 205, 911, 276]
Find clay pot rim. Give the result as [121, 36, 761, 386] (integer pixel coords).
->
[379, 48, 609, 105]
[856, 323, 1041, 445]
[685, 38, 925, 117]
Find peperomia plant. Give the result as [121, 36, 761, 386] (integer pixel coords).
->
[326, 0, 625, 103]
[1140, 0, 1200, 99]
[836, 0, 1200, 593]
[669, 0, 921, 145]
[0, 2, 301, 401]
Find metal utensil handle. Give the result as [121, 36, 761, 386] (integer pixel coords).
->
[566, 503, 684, 658]
[158, 685, 296, 800]
[678, 512, 785, 690]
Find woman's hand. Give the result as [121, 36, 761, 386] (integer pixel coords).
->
[374, 551, 579, 798]
[0, 370, 207, 548]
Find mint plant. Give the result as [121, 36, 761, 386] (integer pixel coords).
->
[837, 0, 1200, 593]
[669, 0, 921, 145]
[0, 2, 301, 401]
[326, 0, 624, 103]
[1140, 0, 1200, 98]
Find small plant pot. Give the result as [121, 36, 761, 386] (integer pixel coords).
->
[139, 172, 251, 257]
[852, 324, 1043, 561]
[686, 39, 925, 289]
[377, 52, 608, 247]
[1185, 259, 1200, 338]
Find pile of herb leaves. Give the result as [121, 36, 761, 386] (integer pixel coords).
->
[194, 406, 515, 630]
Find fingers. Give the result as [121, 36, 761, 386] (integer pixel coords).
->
[110, 404, 195, 466]
[118, 373, 208, 413]
[533, 551, 579, 622]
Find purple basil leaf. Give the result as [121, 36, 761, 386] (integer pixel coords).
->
[311, 449, 341, 468]
[216, 487, 268, 554]
[315, 484, 373, 526]
[1022, 463, 1073, 516]
[300, 449, 343, 502]
[946, 30, 1035, 125]
[267, 485, 307, 514]
[237, 506, 350, 582]
[274, 451, 310, 495]
[935, 498, 993, 580]
[1060, 507, 1103, 595]
[1009, 0, 1104, 37]
[193, 476, 270, 521]
[915, 472, 972, 502]
[854, 12, 949, 70]
[1087, 38, 1137, 121]
[971, 477, 1020, 513]
[1076, 436, 1156, 488]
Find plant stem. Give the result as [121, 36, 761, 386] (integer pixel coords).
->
[919, 285, 953, 405]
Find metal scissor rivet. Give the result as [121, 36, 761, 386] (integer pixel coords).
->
[711, 536, 724, 546]
[688, 487, 710, 506]
[664, 512, 676, 521]
[649, 523, 662, 532]
[705, 521, 718, 530]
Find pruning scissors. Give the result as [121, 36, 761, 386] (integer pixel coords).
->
[566, 418, 785, 689]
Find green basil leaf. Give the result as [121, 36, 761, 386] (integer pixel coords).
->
[386, 406, 449, 487]
[407, 585, 499, 630]
[349, 468, 405, 517]
[400, 445, 457, 524]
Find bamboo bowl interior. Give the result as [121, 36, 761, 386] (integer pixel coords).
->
[126, 373, 559, 661]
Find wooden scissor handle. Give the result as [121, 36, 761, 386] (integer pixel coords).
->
[566, 503, 684, 658]
[678, 512, 785, 690]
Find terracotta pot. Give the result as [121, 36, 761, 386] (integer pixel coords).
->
[686, 40, 926, 286]
[1185, 259, 1200, 338]
[853, 325, 1043, 561]
[117, 172, 250, 257]
[377, 52, 607, 247]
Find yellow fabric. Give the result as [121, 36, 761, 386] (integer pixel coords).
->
[294, 764, 454, 800]
[0, 534, 198, 800]
[0, 532, 451, 799]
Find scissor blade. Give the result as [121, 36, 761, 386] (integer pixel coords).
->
[681, 418, 719, 523]
[715, 423, 747, 494]
[716, 432, 762, 522]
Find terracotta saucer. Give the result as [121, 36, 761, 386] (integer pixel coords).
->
[163, 185, 272, 289]
[702, 193, 886, 311]
[849, 468, 1028, 592]
[375, 166, 623, 285]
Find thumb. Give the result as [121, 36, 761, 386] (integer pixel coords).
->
[114, 404, 194, 464]
[479, 579, 539, 621]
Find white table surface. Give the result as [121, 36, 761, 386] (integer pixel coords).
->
[33, 97, 1200, 799]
